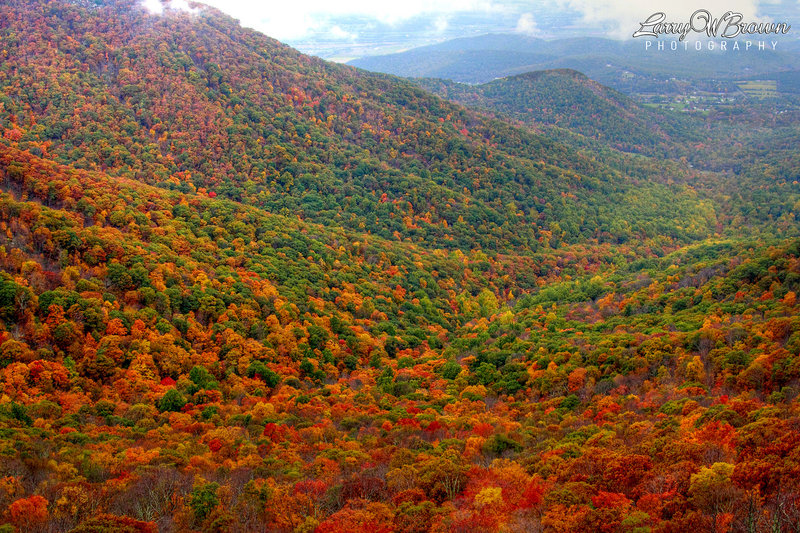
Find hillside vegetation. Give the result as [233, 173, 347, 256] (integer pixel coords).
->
[0, 1, 799, 532]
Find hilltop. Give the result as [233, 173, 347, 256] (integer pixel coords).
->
[0, 0, 714, 252]
[415, 69, 689, 156]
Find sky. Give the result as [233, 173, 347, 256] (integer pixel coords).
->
[143, 0, 800, 60]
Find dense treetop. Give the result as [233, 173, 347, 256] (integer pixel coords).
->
[0, 0, 799, 532]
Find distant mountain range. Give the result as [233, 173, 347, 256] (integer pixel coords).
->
[348, 34, 800, 92]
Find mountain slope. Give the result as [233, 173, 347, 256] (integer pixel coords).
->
[0, 0, 715, 251]
[2, 136, 799, 532]
[0, 1, 800, 532]
[415, 69, 689, 156]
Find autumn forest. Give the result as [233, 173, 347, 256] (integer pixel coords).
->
[0, 0, 799, 531]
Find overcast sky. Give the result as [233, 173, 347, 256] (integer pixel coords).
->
[143, 0, 800, 59]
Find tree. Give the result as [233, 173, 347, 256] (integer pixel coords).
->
[689, 462, 741, 532]
[417, 451, 470, 502]
[158, 389, 186, 412]
[8, 495, 49, 531]
[189, 482, 220, 525]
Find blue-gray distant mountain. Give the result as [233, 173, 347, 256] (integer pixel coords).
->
[348, 33, 800, 91]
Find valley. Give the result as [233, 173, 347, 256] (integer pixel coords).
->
[0, 1, 798, 532]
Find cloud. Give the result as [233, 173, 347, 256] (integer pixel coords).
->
[141, 0, 203, 15]
[560, 0, 770, 39]
[193, 0, 497, 41]
[141, 0, 163, 15]
[515, 13, 541, 36]
[141, 0, 789, 45]
[328, 25, 357, 40]
[169, 0, 202, 14]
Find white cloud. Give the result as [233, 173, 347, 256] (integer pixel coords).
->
[142, 0, 788, 43]
[141, 0, 164, 15]
[169, 0, 201, 13]
[328, 25, 357, 40]
[141, 0, 203, 15]
[194, 0, 496, 41]
[515, 13, 541, 36]
[560, 0, 770, 39]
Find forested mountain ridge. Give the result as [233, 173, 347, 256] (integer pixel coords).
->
[0, 0, 799, 532]
[414, 71, 800, 239]
[415, 69, 688, 157]
[0, 0, 716, 252]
